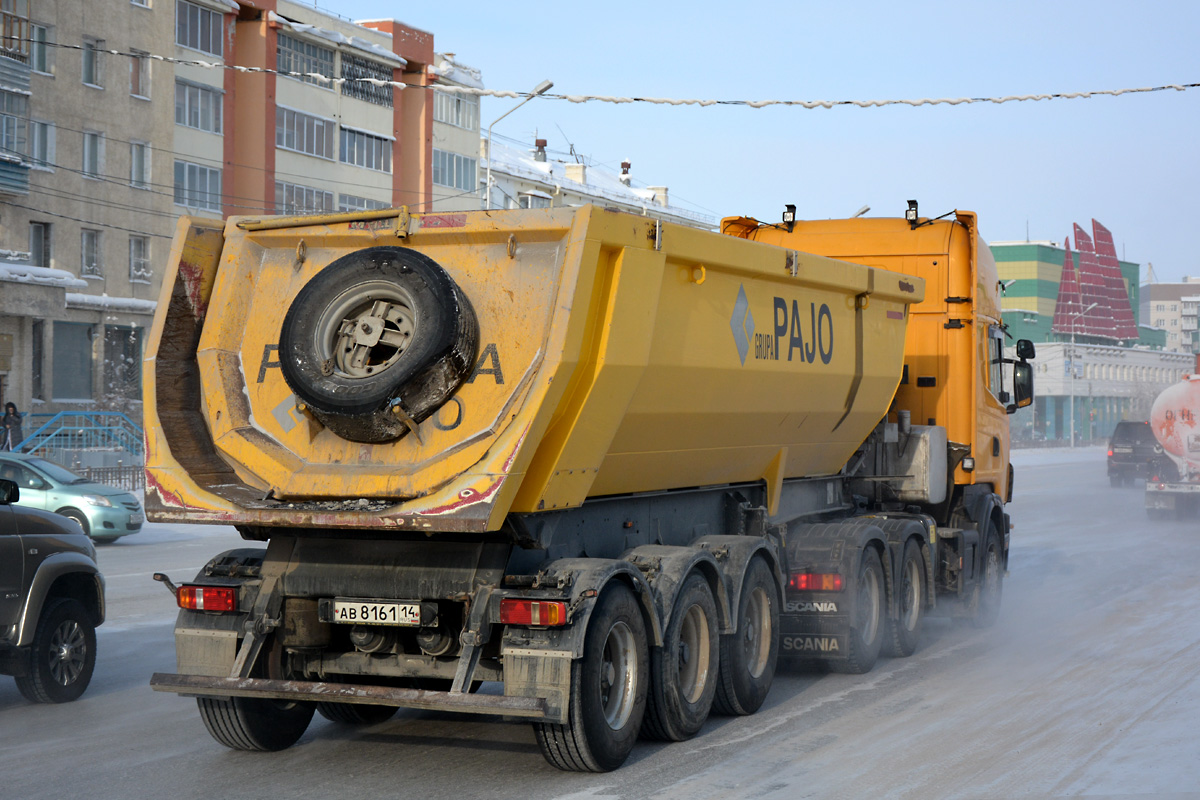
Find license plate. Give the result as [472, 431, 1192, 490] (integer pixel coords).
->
[129, 513, 144, 525]
[330, 599, 420, 626]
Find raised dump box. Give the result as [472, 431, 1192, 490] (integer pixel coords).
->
[146, 207, 923, 531]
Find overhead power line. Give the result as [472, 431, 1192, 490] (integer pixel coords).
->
[28, 39, 1199, 111]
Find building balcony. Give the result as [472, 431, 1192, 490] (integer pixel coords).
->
[0, 10, 29, 64]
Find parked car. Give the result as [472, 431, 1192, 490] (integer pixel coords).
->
[0, 478, 105, 702]
[1107, 420, 1160, 487]
[0, 452, 143, 542]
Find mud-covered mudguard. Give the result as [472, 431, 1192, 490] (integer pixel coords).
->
[691, 533, 784, 634]
[783, 519, 888, 633]
[622, 544, 727, 636]
[957, 485, 1009, 566]
[17, 553, 105, 647]
[170, 548, 265, 677]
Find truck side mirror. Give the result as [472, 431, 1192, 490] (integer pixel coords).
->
[1007, 361, 1034, 414]
[1016, 339, 1035, 360]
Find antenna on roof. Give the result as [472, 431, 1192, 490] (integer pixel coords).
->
[555, 124, 582, 163]
[1146, 262, 1157, 284]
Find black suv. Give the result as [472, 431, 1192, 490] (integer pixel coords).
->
[1107, 420, 1160, 487]
[0, 478, 105, 702]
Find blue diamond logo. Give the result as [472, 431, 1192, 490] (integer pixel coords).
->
[730, 284, 754, 365]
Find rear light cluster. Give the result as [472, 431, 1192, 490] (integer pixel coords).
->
[500, 598, 567, 626]
[178, 584, 237, 612]
[788, 572, 843, 592]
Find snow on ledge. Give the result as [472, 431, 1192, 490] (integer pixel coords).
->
[65, 293, 158, 314]
[0, 262, 87, 288]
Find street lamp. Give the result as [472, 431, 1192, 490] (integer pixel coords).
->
[484, 79, 554, 210]
[1068, 301, 1099, 447]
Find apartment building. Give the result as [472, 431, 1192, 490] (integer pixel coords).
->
[1140, 278, 1200, 354]
[0, 0, 436, 427]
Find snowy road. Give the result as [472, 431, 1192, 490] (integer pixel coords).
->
[2, 446, 1197, 799]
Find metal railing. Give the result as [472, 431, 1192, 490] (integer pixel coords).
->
[16, 412, 144, 460]
[73, 463, 145, 492]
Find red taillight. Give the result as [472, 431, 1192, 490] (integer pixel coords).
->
[178, 585, 237, 612]
[1107, 449, 1114, 457]
[500, 599, 568, 626]
[788, 572, 843, 592]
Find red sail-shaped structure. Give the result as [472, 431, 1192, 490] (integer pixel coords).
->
[1050, 237, 1085, 336]
[1071, 224, 1119, 340]
[1091, 219, 1139, 340]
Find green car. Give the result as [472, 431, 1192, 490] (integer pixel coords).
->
[0, 452, 143, 543]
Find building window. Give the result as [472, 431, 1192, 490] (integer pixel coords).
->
[339, 128, 391, 172]
[0, 89, 27, 158]
[29, 221, 50, 267]
[131, 0, 150, 7]
[276, 32, 334, 87]
[276, 107, 334, 159]
[130, 141, 150, 188]
[31, 319, 43, 400]
[518, 193, 551, 209]
[30, 23, 51, 74]
[130, 48, 149, 97]
[173, 159, 222, 211]
[81, 229, 102, 278]
[433, 90, 479, 131]
[82, 131, 103, 178]
[175, 80, 222, 133]
[338, 193, 390, 212]
[432, 148, 476, 192]
[104, 326, 143, 400]
[53, 322, 94, 401]
[176, 0, 222, 57]
[82, 37, 103, 87]
[29, 119, 52, 168]
[275, 180, 334, 215]
[129, 235, 151, 283]
[341, 54, 392, 107]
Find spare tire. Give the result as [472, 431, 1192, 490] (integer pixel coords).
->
[279, 246, 478, 443]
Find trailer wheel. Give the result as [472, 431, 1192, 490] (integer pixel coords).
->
[968, 528, 1004, 629]
[316, 702, 397, 725]
[279, 246, 478, 444]
[883, 539, 924, 658]
[642, 572, 719, 741]
[831, 547, 885, 674]
[198, 694, 314, 752]
[534, 582, 648, 772]
[713, 557, 779, 716]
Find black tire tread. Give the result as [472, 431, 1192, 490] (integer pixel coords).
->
[641, 573, 719, 742]
[828, 547, 885, 675]
[14, 597, 97, 704]
[316, 702, 396, 725]
[712, 557, 779, 716]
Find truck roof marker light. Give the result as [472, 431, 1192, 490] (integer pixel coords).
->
[500, 599, 568, 627]
[178, 585, 237, 612]
[788, 573, 843, 592]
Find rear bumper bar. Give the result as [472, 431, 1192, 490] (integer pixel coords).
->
[149, 672, 549, 719]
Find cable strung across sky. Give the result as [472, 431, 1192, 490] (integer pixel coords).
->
[30, 40, 1200, 111]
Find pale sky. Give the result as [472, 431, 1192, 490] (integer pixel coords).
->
[332, 0, 1199, 283]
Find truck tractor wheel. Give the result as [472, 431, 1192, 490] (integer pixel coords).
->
[831, 548, 885, 674]
[316, 702, 397, 725]
[883, 539, 925, 658]
[968, 528, 1004, 629]
[534, 582, 648, 772]
[642, 572, 719, 741]
[15, 598, 97, 703]
[279, 246, 478, 444]
[713, 557, 779, 716]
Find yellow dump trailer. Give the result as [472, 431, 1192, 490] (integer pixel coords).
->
[147, 205, 1034, 773]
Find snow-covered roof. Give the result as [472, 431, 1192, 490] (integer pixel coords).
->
[485, 140, 713, 227]
[0, 262, 87, 289]
[269, 11, 406, 69]
[65, 293, 157, 314]
[433, 54, 484, 90]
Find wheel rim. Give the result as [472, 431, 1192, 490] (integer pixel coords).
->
[314, 281, 417, 379]
[677, 603, 712, 704]
[857, 564, 880, 644]
[599, 621, 638, 730]
[741, 587, 772, 679]
[899, 556, 920, 632]
[47, 619, 87, 686]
